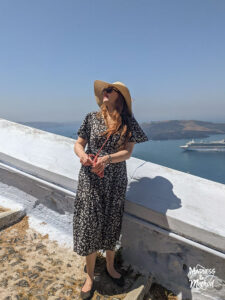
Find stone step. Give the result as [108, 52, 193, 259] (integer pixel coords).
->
[0, 206, 25, 230]
[124, 274, 154, 300]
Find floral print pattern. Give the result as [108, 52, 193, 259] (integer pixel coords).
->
[73, 111, 148, 256]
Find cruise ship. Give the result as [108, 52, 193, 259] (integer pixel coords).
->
[180, 139, 225, 151]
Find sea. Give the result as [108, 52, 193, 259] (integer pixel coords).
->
[23, 122, 225, 185]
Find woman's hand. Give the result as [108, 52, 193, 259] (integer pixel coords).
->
[80, 154, 93, 166]
[91, 156, 108, 176]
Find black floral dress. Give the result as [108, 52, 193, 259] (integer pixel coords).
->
[73, 111, 148, 256]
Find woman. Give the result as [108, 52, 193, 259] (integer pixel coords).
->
[73, 80, 149, 299]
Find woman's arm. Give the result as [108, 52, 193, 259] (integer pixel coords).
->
[74, 137, 93, 166]
[91, 142, 135, 174]
[105, 142, 135, 164]
[91, 142, 135, 175]
[74, 137, 87, 158]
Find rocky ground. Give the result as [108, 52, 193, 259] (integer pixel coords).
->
[0, 213, 178, 300]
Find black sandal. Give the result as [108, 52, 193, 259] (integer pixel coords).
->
[104, 266, 125, 287]
[80, 279, 95, 300]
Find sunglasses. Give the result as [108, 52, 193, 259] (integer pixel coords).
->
[102, 87, 119, 94]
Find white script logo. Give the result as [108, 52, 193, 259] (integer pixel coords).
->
[187, 264, 215, 290]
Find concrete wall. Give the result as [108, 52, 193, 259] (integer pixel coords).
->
[0, 118, 225, 300]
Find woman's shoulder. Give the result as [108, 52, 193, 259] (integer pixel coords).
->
[92, 110, 99, 116]
[82, 111, 101, 124]
[90, 110, 102, 120]
[82, 111, 98, 119]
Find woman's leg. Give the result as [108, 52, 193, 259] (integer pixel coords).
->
[82, 251, 97, 292]
[106, 249, 122, 278]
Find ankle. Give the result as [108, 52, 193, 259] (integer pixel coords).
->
[86, 275, 94, 282]
[106, 263, 115, 271]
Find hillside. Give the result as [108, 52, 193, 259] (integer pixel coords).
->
[142, 120, 225, 140]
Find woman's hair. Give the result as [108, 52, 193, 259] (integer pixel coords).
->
[96, 90, 133, 151]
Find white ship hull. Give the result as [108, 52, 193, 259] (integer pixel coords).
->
[180, 146, 225, 151]
[180, 139, 225, 151]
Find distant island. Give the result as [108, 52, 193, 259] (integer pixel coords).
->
[19, 119, 225, 141]
[141, 120, 225, 140]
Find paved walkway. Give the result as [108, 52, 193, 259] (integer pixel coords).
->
[0, 214, 178, 300]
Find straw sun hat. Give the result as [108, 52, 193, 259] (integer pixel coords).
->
[94, 80, 133, 116]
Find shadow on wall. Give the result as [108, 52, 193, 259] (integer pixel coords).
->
[127, 175, 182, 215]
[124, 177, 194, 300]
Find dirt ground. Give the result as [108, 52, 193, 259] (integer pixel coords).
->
[0, 214, 178, 300]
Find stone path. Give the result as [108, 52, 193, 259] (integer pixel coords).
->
[0, 214, 178, 300]
[143, 284, 179, 300]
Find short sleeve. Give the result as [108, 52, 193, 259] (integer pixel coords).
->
[77, 112, 91, 141]
[128, 115, 149, 144]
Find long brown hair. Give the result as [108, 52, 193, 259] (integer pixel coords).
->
[96, 90, 133, 151]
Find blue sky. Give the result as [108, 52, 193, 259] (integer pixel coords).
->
[0, 0, 225, 123]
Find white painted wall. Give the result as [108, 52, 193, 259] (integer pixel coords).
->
[0, 118, 224, 300]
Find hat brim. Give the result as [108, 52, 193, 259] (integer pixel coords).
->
[94, 80, 132, 116]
